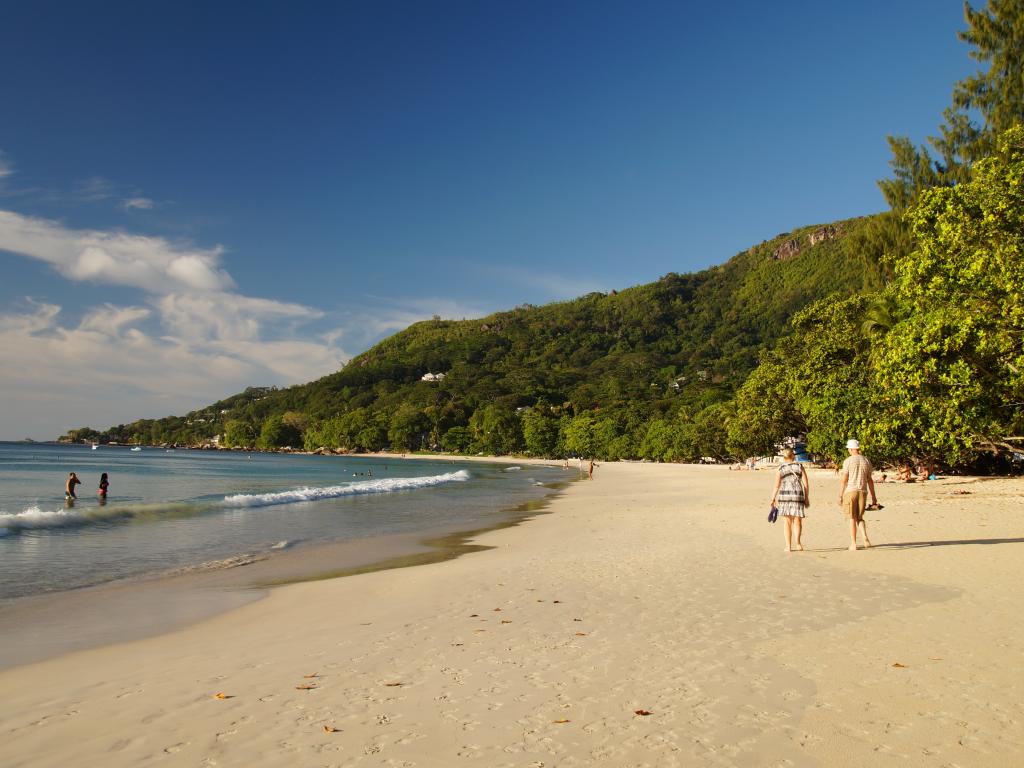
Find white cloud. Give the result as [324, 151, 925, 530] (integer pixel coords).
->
[0, 151, 12, 180]
[78, 304, 152, 336]
[0, 204, 492, 439]
[0, 210, 233, 293]
[0, 206, 358, 438]
[156, 292, 324, 343]
[122, 197, 154, 210]
[0, 298, 350, 440]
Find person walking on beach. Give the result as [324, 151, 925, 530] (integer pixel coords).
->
[837, 439, 879, 550]
[588, 458, 597, 479]
[98, 472, 109, 501]
[65, 472, 81, 500]
[770, 448, 809, 552]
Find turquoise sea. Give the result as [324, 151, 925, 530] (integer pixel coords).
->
[0, 442, 567, 601]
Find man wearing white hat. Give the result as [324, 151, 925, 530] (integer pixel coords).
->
[837, 439, 879, 550]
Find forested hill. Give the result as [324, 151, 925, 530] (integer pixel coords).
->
[64, 214, 888, 459]
[60, 7, 1024, 470]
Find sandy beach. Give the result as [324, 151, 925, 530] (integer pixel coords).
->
[1, 461, 1022, 767]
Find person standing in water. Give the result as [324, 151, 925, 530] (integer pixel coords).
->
[65, 472, 81, 501]
[98, 472, 110, 501]
[770, 448, 809, 552]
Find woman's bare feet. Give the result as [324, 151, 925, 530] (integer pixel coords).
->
[848, 544, 858, 551]
[863, 539, 872, 548]
[784, 547, 792, 552]
[795, 544, 804, 551]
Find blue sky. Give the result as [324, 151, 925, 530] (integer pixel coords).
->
[1, 1, 973, 439]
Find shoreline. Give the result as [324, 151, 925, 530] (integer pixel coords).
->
[0, 476, 571, 672]
[2, 463, 1022, 765]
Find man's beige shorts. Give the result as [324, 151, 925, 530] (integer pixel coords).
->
[843, 490, 867, 521]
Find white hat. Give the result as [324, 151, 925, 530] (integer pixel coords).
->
[846, 439, 860, 449]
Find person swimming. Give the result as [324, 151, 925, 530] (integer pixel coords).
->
[98, 472, 109, 499]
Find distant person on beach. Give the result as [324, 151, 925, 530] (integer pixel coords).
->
[65, 472, 81, 500]
[770, 448, 809, 552]
[98, 472, 109, 499]
[837, 439, 879, 551]
[588, 459, 597, 479]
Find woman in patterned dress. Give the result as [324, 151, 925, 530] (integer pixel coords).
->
[770, 448, 810, 552]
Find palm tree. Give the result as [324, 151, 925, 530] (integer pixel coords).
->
[861, 295, 898, 338]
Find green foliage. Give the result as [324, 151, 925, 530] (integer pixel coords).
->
[561, 413, 598, 458]
[736, 127, 1024, 469]
[66, 217, 883, 461]
[727, 360, 802, 458]
[257, 415, 301, 450]
[223, 419, 255, 448]
[868, 126, 1024, 462]
[880, 1, 1024, 206]
[521, 408, 560, 456]
[389, 403, 429, 452]
[59, 426, 102, 444]
[469, 405, 523, 455]
[441, 426, 473, 454]
[731, 294, 876, 464]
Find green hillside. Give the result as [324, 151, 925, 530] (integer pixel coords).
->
[61, 6, 1024, 470]
[65, 214, 887, 460]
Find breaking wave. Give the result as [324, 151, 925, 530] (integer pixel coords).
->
[0, 470, 471, 534]
[220, 469, 471, 508]
[0, 504, 141, 533]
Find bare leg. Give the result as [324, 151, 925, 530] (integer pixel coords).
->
[848, 517, 858, 550]
[793, 517, 803, 550]
[860, 519, 871, 548]
[783, 516, 793, 552]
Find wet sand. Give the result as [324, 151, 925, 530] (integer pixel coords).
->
[0, 487, 561, 671]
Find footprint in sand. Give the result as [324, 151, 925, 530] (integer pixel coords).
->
[110, 737, 144, 752]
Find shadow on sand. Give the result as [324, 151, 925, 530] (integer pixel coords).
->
[805, 537, 1024, 553]
[874, 537, 1024, 549]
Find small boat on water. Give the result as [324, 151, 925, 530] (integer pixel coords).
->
[91, 445, 99, 450]
[130, 447, 142, 452]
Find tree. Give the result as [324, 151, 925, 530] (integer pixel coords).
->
[469, 404, 523, 455]
[561, 413, 599, 458]
[441, 426, 473, 453]
[727, 359, 803, 458]
[737, 295, 876, 464]
[257, 415, 301, 449]
[937, 1, 1024, 167]
[880, 1, 1024, 205]
[868, 126, 1024, 461]
[639, 418, 675, 461]
[281, 411, 310, 433]
[521, 408, 560, 456]
[224, 419, 255, 448]
[388, 404, 429, 452]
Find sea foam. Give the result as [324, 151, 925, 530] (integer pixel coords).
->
[0, 504, 135, 533]
[221, 469, 471, 508]
[0, 470, 471, 534]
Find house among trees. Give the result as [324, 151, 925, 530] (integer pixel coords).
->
[420, 372, 447, 382]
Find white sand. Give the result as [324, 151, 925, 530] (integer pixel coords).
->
[1, 462, 1022, 767]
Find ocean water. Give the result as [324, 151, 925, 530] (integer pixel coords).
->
[0, 442, 567, 600]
